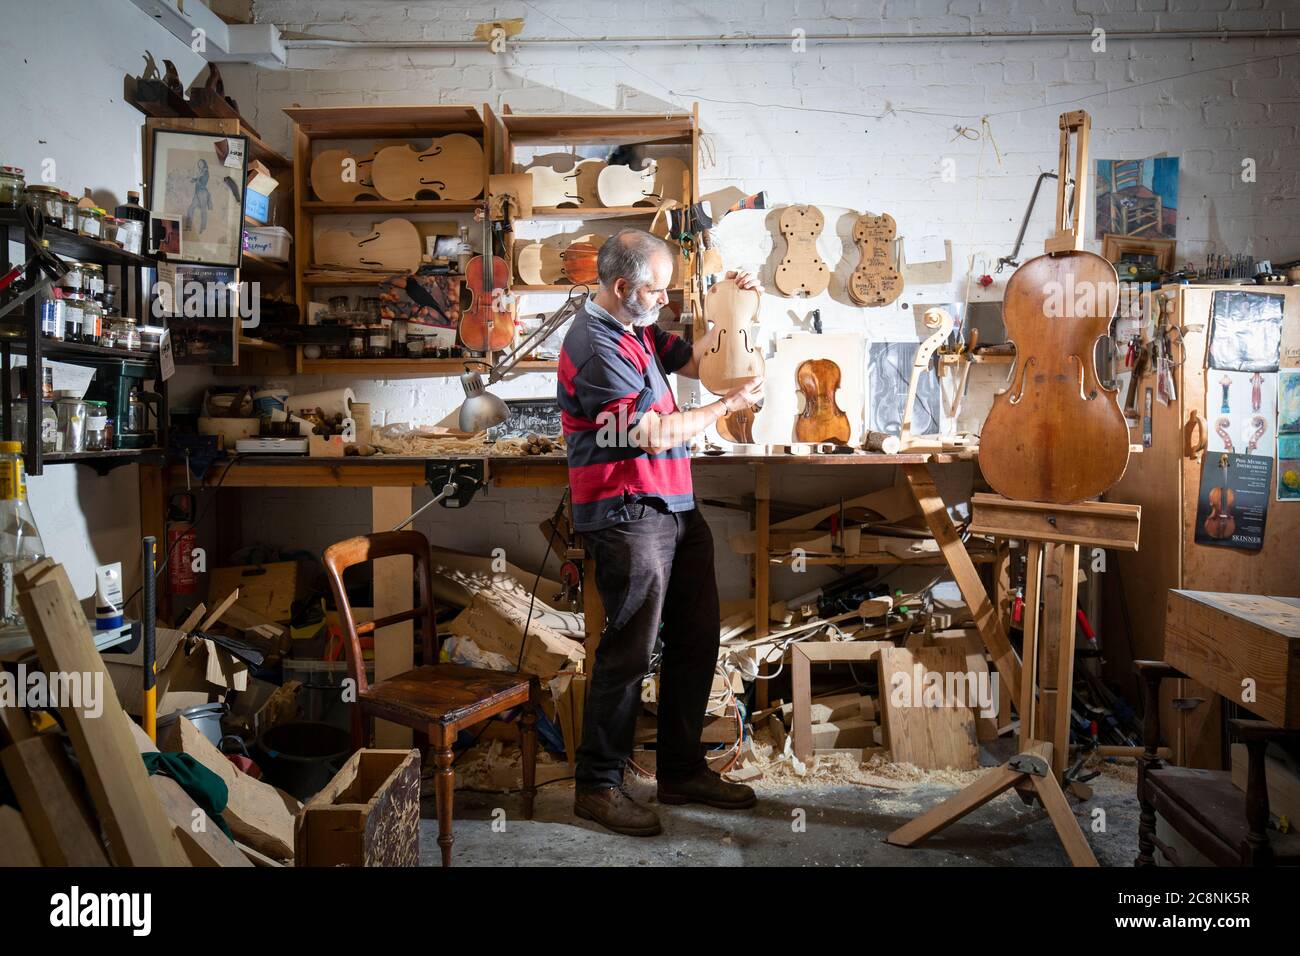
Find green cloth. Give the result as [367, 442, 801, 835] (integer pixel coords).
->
[142, 751, 234, 840]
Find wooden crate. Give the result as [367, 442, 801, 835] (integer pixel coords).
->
[295, 749, 421, 867]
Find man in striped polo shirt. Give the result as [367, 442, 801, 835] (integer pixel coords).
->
[559, 228, 764, 836]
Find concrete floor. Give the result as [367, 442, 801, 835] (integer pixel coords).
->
[418, 763, 1141, 867]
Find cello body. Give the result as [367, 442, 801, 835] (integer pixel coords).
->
[978, 251, 1128, 503]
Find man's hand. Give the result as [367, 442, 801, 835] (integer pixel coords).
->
[722, 375, 764, 412]
[726, 269, 764, 293]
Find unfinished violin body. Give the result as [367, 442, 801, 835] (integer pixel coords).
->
[310, 148, 378, 203]
[596, 160, 657, 207]
[525, 164, 580, 207]
[314, 218, 422, 273]
[978, 251, 1128, 503]
[775, 205, 829, 297]
[370, 134, 485, 201]
[699, 279, 763, 395]
[795, 358, 850, 443]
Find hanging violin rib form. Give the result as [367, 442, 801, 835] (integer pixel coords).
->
[310, 148, 379, 203]
[848, 212, 904, 307]
[698, 279, 764, 396]
[774, 205, 830, 297]
[314, 218, 423, 273]
[978, 109, 1131, 504]
[369, 133, 486, 201]
[596, 160, 658, 207]
[794, 359, 850, 444]
[1203, 453, 1236, 540]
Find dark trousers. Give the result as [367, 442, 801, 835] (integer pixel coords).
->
[575, 505, 721, 789]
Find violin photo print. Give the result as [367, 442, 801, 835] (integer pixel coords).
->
[2, 0, 1300, 934]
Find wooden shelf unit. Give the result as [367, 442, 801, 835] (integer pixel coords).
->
[284, 103, 498, 375]
[488, 103, 700, 298]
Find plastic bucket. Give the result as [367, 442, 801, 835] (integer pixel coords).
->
[255, 720, 353, 800]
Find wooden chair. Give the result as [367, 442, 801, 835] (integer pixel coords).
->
[323, 531, 540, 867]
[1134, 660, 1299, 867]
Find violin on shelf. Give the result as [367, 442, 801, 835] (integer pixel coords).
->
[458, 211, 514, 353]
[978, 111, 1130, 504]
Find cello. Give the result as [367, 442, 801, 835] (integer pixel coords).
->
[1203, 453, 1236, 540]
[978, 111, 1130, 504]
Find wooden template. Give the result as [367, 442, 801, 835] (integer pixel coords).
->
[309, 147, 378, 203]
[649, 156, 689, 204]
[775, 205, 830, 297]
[525, 163, 580, 207]
[515, 239, 564, 285]
[848, 212, 904, 306]
[899, 307, 954, 450]
[488, 172, 534, 220]
[370, 133, 485, 200]
[596, 160, 657, 207]
[315, 218, 423, 273]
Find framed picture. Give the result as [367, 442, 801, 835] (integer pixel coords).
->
[1101, 233, 1176, 279]
[149, 128, 248, 268]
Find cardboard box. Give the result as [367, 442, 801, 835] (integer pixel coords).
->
[102, 628, 247, 717]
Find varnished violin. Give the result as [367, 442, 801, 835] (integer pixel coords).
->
[458, 214, 514, 352]
[795, 359, 850, 443]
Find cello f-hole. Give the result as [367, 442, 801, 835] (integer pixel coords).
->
[1008, 356, 1037, 405]
[416, 147, 446, 162]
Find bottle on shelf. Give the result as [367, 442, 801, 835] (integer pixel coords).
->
[0, 441, 47, 631]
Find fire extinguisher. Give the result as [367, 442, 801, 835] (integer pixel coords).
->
[166, 493, 198, 595]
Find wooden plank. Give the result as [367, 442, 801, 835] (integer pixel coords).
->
[1, 735, 110, 866]
[0, 806, 43, 866]
[1231, 742, 1300, 824]
[886, 763, 1023, 847]
[903, 464, 1022, 703]
[1031, 771, 1099, 866]
[970, 494, 1141, 550]
[754, 463, 771, 711]
[877, 646, 979, 771]
[371, 486, 414, 749]
[1020, 543, 1043, 751]
[1051, 544, 1082, 781]
[14, 560, 189, 866]
[1037, 544, 1066, 747]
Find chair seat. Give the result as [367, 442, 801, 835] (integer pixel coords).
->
[360, 663, 532, 726]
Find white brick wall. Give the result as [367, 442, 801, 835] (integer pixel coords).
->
[206, 0, 1300, 598]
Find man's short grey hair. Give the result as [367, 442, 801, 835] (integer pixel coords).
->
[597, 228, 672, 290]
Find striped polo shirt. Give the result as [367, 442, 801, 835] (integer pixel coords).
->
[558, 300, 695, 531]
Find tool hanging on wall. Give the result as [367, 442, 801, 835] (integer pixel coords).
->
[848, 212, 903, 307]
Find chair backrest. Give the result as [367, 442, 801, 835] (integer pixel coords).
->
[322, 530, 438, 696]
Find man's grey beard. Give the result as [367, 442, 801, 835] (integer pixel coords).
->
[620, 289, 659, 326]
[631, 310, 659, 327]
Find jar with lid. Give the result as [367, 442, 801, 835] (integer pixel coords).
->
[392, 319, 408, 352]
[77, 206, 103, 238]
[366, 322, 392, 359]
[108, 316, 140, 351]
[54, 394, 87, 453]
[62, 293, 86, 342]
[24, 184, 62, 222]
[406, 335, 426, 358]
[57, 260, 87, 296]
[101, 283, 118, 312]
[101, 216, 126, 248]
[82, 263, 105, 300]
[115, 218, 143, 255]
[347, 326, 366, 358]
[58, 191, 77, 230]
[83, 401, 111, 451]
[0, 167, 25, 208]
[79, 299, 104, 344]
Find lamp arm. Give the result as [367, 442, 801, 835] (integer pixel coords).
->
[487, 287, 590, 384]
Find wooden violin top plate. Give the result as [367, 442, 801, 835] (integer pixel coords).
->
[314, 218, 422, 274]
[775, 204, 830, 297]
[848, 212, 903, 307]
[649, 157, 688, 204]
[310, 148, 378, 203]
[699, 280, 764, 395]
[597, 160, 657, 207]
[370, 133, 485, 201]
[571, 159, 605, 206]
[978, 251, 1128, 504]
[525, 164, 580, 207]
[515, 240, 564, 285]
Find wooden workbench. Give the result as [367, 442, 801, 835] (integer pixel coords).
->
[148, 449, 1019, 731]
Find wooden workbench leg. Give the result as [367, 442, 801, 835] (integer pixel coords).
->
[1019, 542, 1043, 753]
[754, 464, 771, 711]
[791, 646, 811, 764]
[372, 487, 413, 749]
[901, 463, 1022, 704]
[1052, 544, 1081, 782]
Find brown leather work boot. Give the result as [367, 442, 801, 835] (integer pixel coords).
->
[574, 784, 663, 837]
[657, 768, 757, 809]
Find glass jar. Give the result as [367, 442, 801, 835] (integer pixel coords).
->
[366, 323, 391, 359]
[24, 184, 62, 221]
[83, 401, 110, 451]
[347, 328, 366, 358]
[406, 335, 425, 358]
[0, 167, 25, 207]
[62, 293, 86, 342]
[108, 317, 140, 351]
[77, 206, 103, 238]
[57, 260, 87, 296]
[115, 218, 143, 255]
[54, 395, 87, 453]
[58, 191, 77, 230]
[11, 400, 62, 453]
[392, 319, 408, 350]
[82, 264, 105, 301]
[80, 299, 104, 344]
[102, 216, 126, 247]
[39, 293, 65, 340]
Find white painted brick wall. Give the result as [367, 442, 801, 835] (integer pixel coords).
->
[207, 0, 1300, 598]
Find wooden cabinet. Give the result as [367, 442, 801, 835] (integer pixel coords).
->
[1104, 284, 1300, 768]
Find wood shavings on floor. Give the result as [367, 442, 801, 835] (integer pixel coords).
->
[371, 433, 565, 458]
